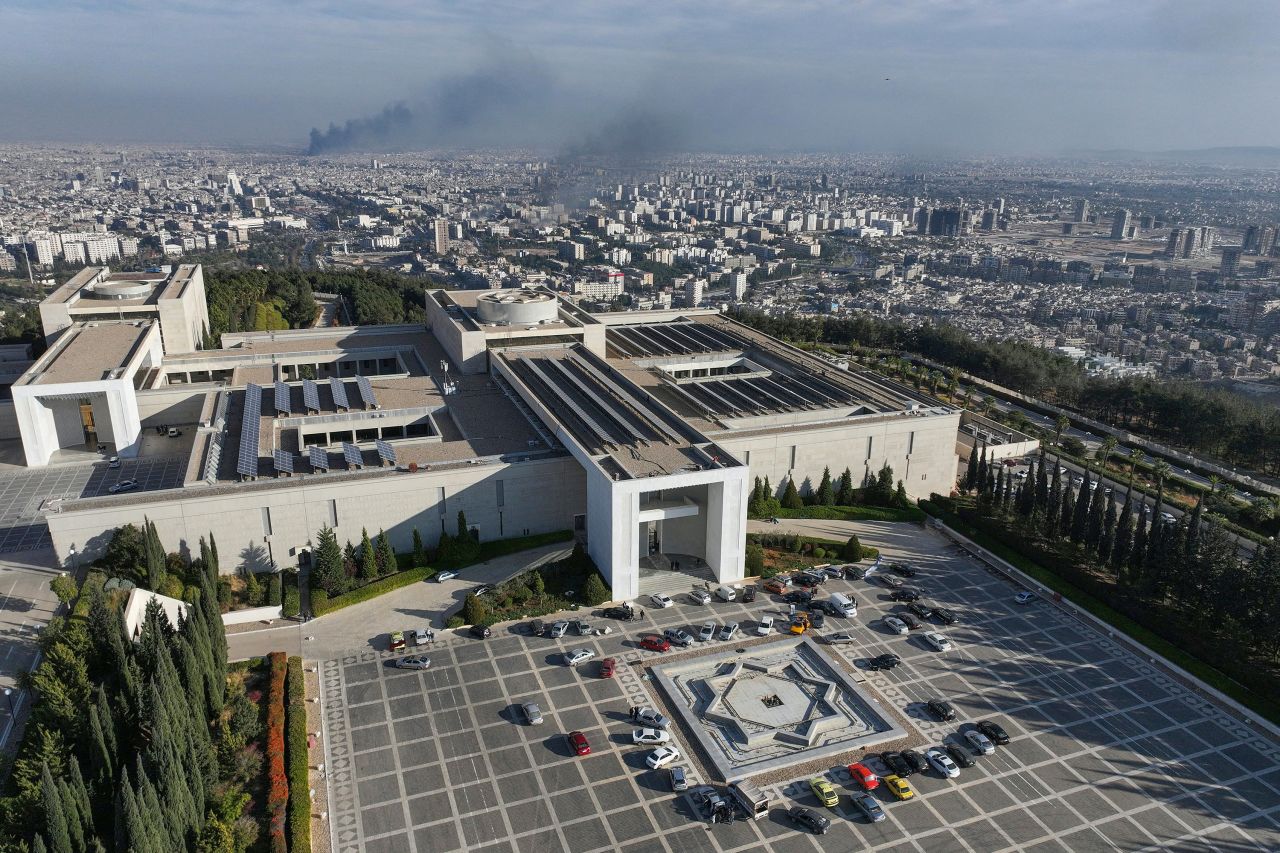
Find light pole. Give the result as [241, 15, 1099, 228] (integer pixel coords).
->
[3, 687, 12, 718]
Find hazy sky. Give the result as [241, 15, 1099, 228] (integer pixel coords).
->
[3, 0, 1277, 153]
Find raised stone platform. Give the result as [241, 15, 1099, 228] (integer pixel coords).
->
[651, 635, 906, 781]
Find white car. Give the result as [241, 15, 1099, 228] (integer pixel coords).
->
[563, 648, 595, 667]
[883, 616, 909, 635]
[635, 707, 670, 729]
[107, 456, 120, 469]
[1014, 591, 1035, 605]
[756, 616, 775, 636]
[649, 593, 674, 609]
[923, 631, 952, 652]
[436, 571, 458, 582]
[690, 589, 712, 605]
[965, 730, 996, 755]
[108, 479, 138, 494]
[413, 628, 433, 645]
[697, 622, 715, 641]
[521, 702, 544, 725]
[717, 622, 740, 641]
[926, 748, 960, 778]
[632, 727, 671, 745]
[395, 655, 431, 670]
[548, 621, 569, 639]
[646, 745, 681, 769]
[826, 633, 857, 645]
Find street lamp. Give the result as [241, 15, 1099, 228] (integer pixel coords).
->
[3, 688, 12, 717]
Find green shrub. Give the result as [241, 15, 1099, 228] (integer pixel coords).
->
[268, 572, 283, 607]
[745, 543, 764, 576]
[50, 574, 78, 606]
[282, 585, 300, 619]
[812, 548, 826, 560]
[312, 565, 435, 616]
[217, 577, 232, 610]
[461, 594, 491, 626]
[446, 615, 465, 629]
[70, 572, 107, 620]
[582, 571, 610, 606]
[309, 588, 329, 616]
[285, 656, 311, 852]
[842, 534, 862, 561]
[159, 572, 185, 600]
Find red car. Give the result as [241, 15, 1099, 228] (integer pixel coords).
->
[599, 658, 616, 678]
[639, 635, 671, 652]
[848, 762, 879, 791]
[763, 578, 788, 595]
[568, 730, 591, 756]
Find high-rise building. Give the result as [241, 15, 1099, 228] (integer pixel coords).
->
[432, 219, 450, 255]
[684, 277, 704, 307]
[1220, 246, 1243, 279]
[226, 171, 243, 196]
[980, 209, 997, 231]
[1073, 199, 1090, 223]
[1110, 209, 1132, 240]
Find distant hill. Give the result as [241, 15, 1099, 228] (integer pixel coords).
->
[1069, 146, 1280, 167]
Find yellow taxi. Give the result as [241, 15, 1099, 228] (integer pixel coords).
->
[808, 777, 838, 808]
[884, 774, 915, 801]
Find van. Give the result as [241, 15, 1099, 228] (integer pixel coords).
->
[714, 585, 737, 602]
[828, 592, 856, 618]
[728, 780, 769, 820]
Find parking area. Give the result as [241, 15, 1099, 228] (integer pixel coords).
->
[0, 454, 186, 553]
[319, 525, 1280, 853]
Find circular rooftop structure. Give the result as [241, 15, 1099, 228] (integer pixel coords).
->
[87, 279, 156, 300]
[475, 290, 558, 326]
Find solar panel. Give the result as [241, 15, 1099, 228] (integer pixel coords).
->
[330, 377, 350, 411]
[308, 445, 329, 472]
[342, 442, 364, 469]
[273, 381, 291, 416]
[374, 439, 396, 467]
[273, 449, 294, 475]
[236, 384, 262, 479]
[302, 379, 320, 413]
[355, 375, 378, 410]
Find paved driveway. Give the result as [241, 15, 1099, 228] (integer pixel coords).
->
[316, 523, 1280, 853]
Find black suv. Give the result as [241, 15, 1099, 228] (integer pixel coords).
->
[926, 699, 957, 721]
[602, 605, 636, 621]
[946, 744, 976, 768]
[880, 751, 912, 777]
[901, 749, 929, 775]
[469, 623, 492, 639]
[741, 585, 757, 603]
[807, 610, 826, 629]
[868, 653, 901, 671]
[898, 612, 922, 630]
[906, 601, 932, 619]
[889, 562, 917, 577]
[977, 720, 1010, 745]
[788, 806, 830, 835]
[783, 590, 813, 605]
[889, 588, 921, 602]
[931, 607, 959, 625]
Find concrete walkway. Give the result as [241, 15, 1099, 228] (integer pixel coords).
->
[226, 541, 572, 662]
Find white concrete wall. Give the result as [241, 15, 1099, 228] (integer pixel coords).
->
[222, 605, 283, 625]
[48, 454, 586, 573]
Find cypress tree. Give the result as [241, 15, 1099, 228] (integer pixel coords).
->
[41, 763, 73, 853]
[1112, 497, 1134, 577]
[994, 468, 1006, 511]
[976, 448, 989, 494]
[1044, 464, 1062, 537]
[1059, 483, 1075, 539]
[1186, 496, 1204, 557]
[1130, 504, 1150, 583]
[88, 704, 114, 784]
[1017, 460, 1036, 517]
[57, 778, 86, 853]
[763, 476, 772, 501]
[32, 835, 48, 853]
[144, 518, 165, 591]
[1085, 484, 1106, 551]
[376, 530, 397, 575]
[1034, 455, 1050, 514]
[817, 467, 835, 506]
[964, 450, 978, 491]
[837, 468, 853, 505]
[781, 478, 803, 509]
[1070, 475, 1092, 544]
[359, 528, 377, 580]
[208, 533, 220, 578]
[1099, 496, 1118, 563]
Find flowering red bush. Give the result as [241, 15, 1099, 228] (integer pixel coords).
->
[266, 651, 288, 853]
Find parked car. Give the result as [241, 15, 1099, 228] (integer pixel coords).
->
[756, 616, 775, 636]
[107, 456, 120, 468]
[792, 573, 823, 589]
[783, 590, 813, 605]
[880, 751, 911, 777]
[436, 571, 457, 582]
[890, 588, 921, 602]
[763, 578, 788, 595]
[883, 616, 909, 635]
[649, 593, 674, 608]
[901, 749, 929, 775]
[1014, 591, 1036, 605]
[108, 479, 138, 494]
[821, 565, 845, 580]
[852, 792, 886, 823]
[567, 730, 590, 756]
[889, 562, 917, 577]
[663, 628, 694, 647]
[898, 612, 922, 630]
[714, 585, 737, 602]
[881, 574, 904, 589]
[717, 622, 740, 641]
[787, 806, 830, 835]
[528, 619, 545, 636]
[389, 631, 406, 651]
[639, 635, 671, 652]
[884, 775, 915, 801]
[690, 589, 712, 605]
[806, 609, 825, 629]
[964, 729, 996, 755]
[635, 707, 670, 729]
[632, 727, 671, 745]
[668, 766, 688, 792]
[868, 653, 901, 671]
[926, 748, 960, 778]
[570, 619, 592, 636]
[167, 427, 182, 437]
[841, 564, 867, 580]
[395, 655, 430, 670]
[413, 628, 432, 645]
[521, 702, 544, 725]
[826, 632, 856, 645]
[789, 613, 810, 635]
[548, 621, 569, 639]
[977, 719, 1011, 745]
[602, 605, 636, 621]
[847, 762, 879, 791]
[946, 743, 976, 768]
[563, 648, 595, 666]
[741, 585, 757, 603]
[469, 624, 492, 639]
[931, 607, 959, 625]
[906, 601, 932, 619]
[923, 631, 952, 651]
[599, 658, 616, 678]
[809, 777, 838, 808]
[645, 745, 680, 769]
[926, 699, 957, 721]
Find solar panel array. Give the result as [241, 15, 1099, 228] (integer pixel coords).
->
[273, 449, 294, 475]
[342, 442, 364, 469]
[308, 445, 329, 472]
[355, 375, 378, 410]
[330, 377, 350, 411]
[374, 439, 396, 467]
[302, 379, 320, 413]
[236, 384, 262, 478]
[608, 323, 749, 357]
[273, 381, 291, 416]
[674, 372, 860, 417]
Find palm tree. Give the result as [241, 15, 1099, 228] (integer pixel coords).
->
[1097, 435, 1118, 473]
[980, 395, 995, 415]
[1126, 447, 1145, 496]
[1053, 415, 1071, 448]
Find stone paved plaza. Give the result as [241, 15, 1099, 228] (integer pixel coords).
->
[318, 525, 1280, 853]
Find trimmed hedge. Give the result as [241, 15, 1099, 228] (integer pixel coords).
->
[312, 565, 434, 616]
[762, 504, 926, 524]
[266, 652, 288, 853]
[286, 656, 311, 852]
[70, 571, 107, 620]
[268, 572, 283, 607]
